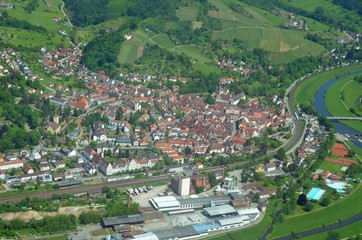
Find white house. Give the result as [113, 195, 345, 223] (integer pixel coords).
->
[0, 160, 23, 171]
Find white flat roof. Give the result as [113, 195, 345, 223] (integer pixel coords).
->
[150, 196, 180, 209]
[151, 196, 177, 202]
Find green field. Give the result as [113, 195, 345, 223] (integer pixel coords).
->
[287, 0, 340, 13]
[343, 80, 362, 117]
[151, 34, 176, 49]
[319, 160, 345, 174]
[176, 6, 199, 22]
[118, 44, 140, 64]
[247, 7, 285, 26]
[269, 184, 362, 239]
[295, 66, 362, 106]
[212, 27, 263, 49]
[301, 221, 362, 240]
[0, 26, 68, 48]
[4, 0, 71, 33]
[345, 141, 362, 162]
[325, 76, 362, 132]
[174, 45, 210, 63]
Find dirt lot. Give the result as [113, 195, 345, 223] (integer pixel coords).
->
[0, 206, 93, 221]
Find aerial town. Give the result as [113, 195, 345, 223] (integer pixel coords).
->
[0, 0, 361, 240]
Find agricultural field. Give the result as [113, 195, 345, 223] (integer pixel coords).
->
[118, 44, 140, 65]
[174, 45, 210, 64]
[212, 26, 324, 63]
[287, 0, 340, 13]
[151, 34, 176, 49]
[269, 184, 362, 239]
[212, 27, 263, 49]
[176, 6, 199, 22]
[246, 6, 285, 26]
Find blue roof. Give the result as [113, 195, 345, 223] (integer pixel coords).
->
[192, 222, 221, 233]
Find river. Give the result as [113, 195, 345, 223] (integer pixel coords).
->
[314, 70, 362, 148]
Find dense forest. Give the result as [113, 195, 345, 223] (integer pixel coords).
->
[63, 0, 178, 27]
[81, 30, 123, 74]
[332, 0, 362, 16]
[0, 73, 43, 152]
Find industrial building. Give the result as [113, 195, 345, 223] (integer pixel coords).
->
[101, 214, 144, 228]
[149, 195, 231, 211]
[204, 205, 238, 218]
[170, 175, 191, 196]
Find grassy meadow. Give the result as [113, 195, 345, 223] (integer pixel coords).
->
[295, 66, 362, 106]
[301, 221, 362, 240]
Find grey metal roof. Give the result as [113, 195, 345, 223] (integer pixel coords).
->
[153, 226, 200, 240]
[204, 205, 237, 217]
[101, 214, 144, 227]
[178, 196, 230, 206]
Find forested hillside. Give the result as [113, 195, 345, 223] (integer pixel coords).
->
[63, 0, 178, 27]
[332, 0, 362, 16]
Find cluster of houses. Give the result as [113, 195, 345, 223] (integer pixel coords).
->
[217, 58, 253, 75]
[294, 116, 326, 166]
[0, 45, 294, 180]
[272, 9, 307, 30]
[0, 49, 43, 83]
[0, 149, 85, 186]
[82, 146, 162, 176]
[0, 1, 12, 9]
[38, 45, 292, 161]
[336, 31, 361, 44]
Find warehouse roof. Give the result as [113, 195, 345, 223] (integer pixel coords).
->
[101, 214, 144, 227]
[204, 204, 237, 217]
[217, 216, 250, 226]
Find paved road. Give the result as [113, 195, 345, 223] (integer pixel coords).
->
[274, 212, 362, 240]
